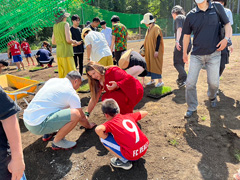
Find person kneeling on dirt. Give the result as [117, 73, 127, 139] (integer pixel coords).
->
[95, 99, 149, 170]
[35, 48, 54, 67]
[0, 60, 8, 74]
[23, 71, 96, 150]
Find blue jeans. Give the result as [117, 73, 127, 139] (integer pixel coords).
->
[186, 51, 221, 111]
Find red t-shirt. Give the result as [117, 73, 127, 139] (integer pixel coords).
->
[103, 112, 149, 160]
[7, 41, 21, 56]
[21, 42, 31, 54]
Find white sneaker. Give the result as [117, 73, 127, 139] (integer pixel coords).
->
[146, 80, 155, 86]
[52, 138, 76, 150]
[155, 82, 164, 87]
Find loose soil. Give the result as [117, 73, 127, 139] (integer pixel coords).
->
[1, 37, 240, 180]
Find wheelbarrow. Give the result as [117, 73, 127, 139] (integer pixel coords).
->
[0, 74, 44, 119]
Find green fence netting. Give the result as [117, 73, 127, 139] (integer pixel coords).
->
[0, 0, 239, 53]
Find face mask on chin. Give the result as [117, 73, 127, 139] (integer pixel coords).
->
[195, 0, 205, 4]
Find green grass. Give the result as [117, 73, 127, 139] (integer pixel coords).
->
[220, 76, 223, 80]
[23, 76, 31, 79]
[54, 69, 58, 73]
[150, 86, 172, 96]
[29, 66, 44, 71]
[169, 139, 178, 146]
[234, 150, 240, 162]
[78, 83, 90, 92]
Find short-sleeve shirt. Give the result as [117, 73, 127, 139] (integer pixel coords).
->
[84, 31, 112, 62]
[174, 15, 186, 45]
[182, 1, 229, 55]
[112, 23, 128, 51]
[0, 87, 20, 179]
[36, 49, 52, 62]
[101, 27, 112, 47]
[21, 42, 31, 54]
[103, 112, 149, 160]
[70, 27, 84, 54]
[7, 41, 21, 56]
[224, 8, 233, 25]
[23, 78, 81, 126]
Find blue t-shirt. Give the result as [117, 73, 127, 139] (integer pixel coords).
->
[36, 49, 52, 62]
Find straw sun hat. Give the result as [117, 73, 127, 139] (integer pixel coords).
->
[81, 27, 92, 40]
[119, 49, 133, 69]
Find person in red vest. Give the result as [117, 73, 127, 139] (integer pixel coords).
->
[21, 39, 35, 66]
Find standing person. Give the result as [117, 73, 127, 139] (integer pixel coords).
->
[85, 61, 143, 115]
[52, 9, 77, 78]
[82, 28, 113, 66]
[141, 13, 164, 87]
[23, 71, 96, 150]
[0, 87, 26, 180]
[7, 39, 25, 71]
[86, 17, 100, 31]
[182, 0, 231, 118]
[171, 6, 191, 88]
[212, 0, 234, 77]
[21, 39, 35, 66]
[110, 15, 128, 65]
[95, 99, 149, 170]
[70, 14, 84, 75]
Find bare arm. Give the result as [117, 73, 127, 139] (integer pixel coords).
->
[110, 35, 115, 52]
[65, 23, 76, 44]
[7, 47, 10, 58]
[183, 34, 191, 63]
[139, 111, 148, 119]
[52, 33, 56, 45]
[1, 114, 25, 180]
[95, 125, 108, 139]
[77, 108, 96, 129]
[86, 44, 92, 61]
[175, 27, 182, 51]
[87, 90, 102, 114]
[217, 22, 231, 51]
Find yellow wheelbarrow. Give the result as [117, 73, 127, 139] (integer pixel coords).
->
[0, 74, 44, 118]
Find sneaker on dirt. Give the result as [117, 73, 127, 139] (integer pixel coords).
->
[52, 138, 76, 150]
[110, 157, 132, 170]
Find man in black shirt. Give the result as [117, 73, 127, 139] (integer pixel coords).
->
[172, 5, 191, 88]
[183, 0, 231, 118]
[0, 88, 25, 180]
[87, 17, 100, 31]
[70, 15, 84, 75]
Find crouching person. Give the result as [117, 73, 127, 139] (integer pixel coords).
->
[23, 71, 96, 150]
[95, 99, 149, 170]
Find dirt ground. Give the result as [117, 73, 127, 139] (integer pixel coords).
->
[1, 37, 240, 180]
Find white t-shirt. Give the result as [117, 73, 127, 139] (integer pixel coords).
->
[23, 78, 81, 126]
[84, 31, 112, 62]
[101, 27, 112, 47]
[224, 8, 233, 25]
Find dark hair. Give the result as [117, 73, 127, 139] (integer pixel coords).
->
[171, 5, 185, 15]
[72, 14, 80, 21]
[0, 60, 9, 67]
[100, 20, 106, 25]
[85, 21, 90, 26]
[213, 0, 227, 6]
[111, 15, 120, 23]
[66, 71, 82, 80]
[92, 17, 100, 23]
[102, 99, 120, 117]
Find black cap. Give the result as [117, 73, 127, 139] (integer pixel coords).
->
[111, 15, 120, 22]
[72, 14, 80, 21]
[100, 20, 106, 25]
[0, 60, 9, 66]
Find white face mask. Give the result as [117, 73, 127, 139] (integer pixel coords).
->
[195, 0, 205, 4]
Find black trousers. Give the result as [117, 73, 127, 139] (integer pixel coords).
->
[36, 56, 54, 65]
[74, 53, 84, 75]
[115, 50, 126, 65]
[219, 48, 229, 76]
[173, 45, 191, 83]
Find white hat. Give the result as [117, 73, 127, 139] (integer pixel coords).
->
[140, 13, 155, 24]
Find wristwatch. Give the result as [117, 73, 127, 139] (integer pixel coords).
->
[224, 37, 229, 41]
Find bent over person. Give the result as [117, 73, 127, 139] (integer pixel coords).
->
[23, 71, 96, 150]
[95, 99, 149, 170]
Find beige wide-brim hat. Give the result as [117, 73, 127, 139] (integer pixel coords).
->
[119, 49, 133, 69]
[55, 9, 70, 23]
[140, 13, 155, 24]
[81, 28, 92, 40]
